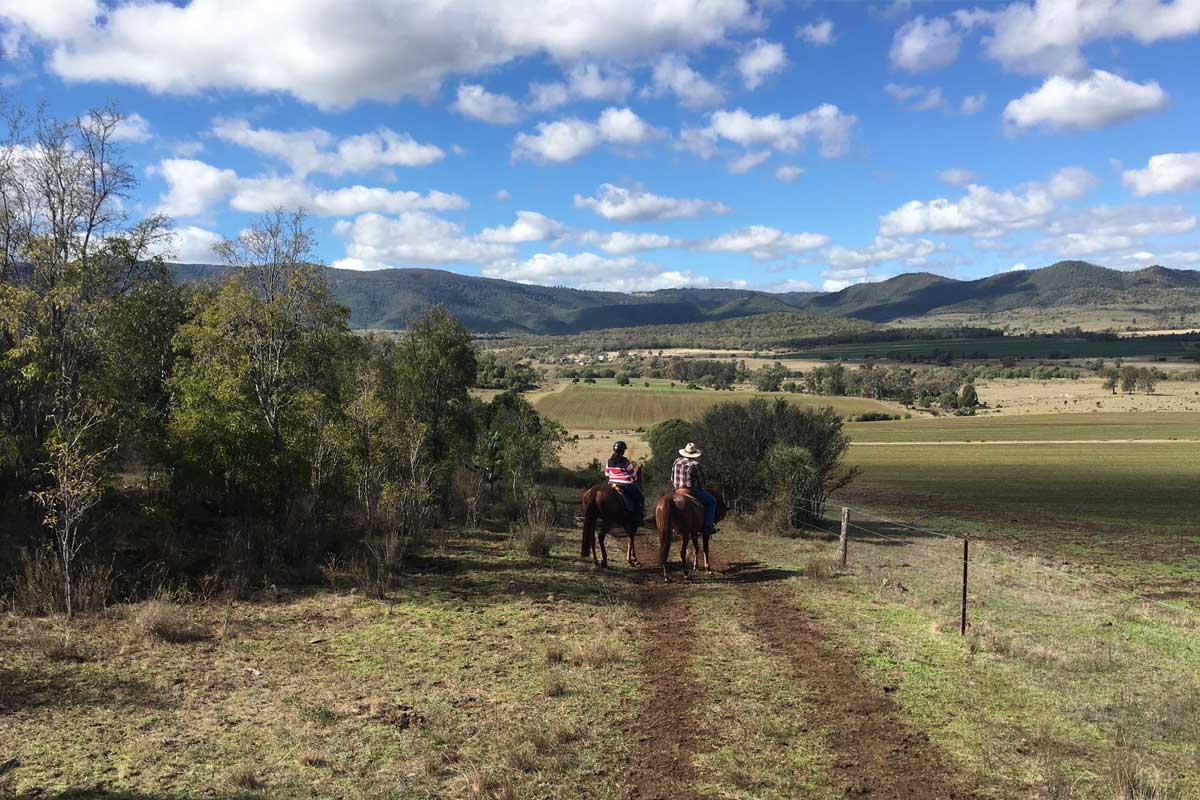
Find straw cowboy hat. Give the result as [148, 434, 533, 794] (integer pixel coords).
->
[678, 442, 702, 458]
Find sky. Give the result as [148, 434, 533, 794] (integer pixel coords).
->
[2, 0, 1199, 293]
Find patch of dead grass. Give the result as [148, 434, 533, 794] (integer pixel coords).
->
[131, 600, 207, 643]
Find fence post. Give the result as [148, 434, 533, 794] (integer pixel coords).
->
[960, 538, 969, 636]
[840, 507, 849, 567]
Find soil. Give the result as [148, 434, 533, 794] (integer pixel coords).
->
[627, 546, 983, 799]
[629, 577, 702, 800]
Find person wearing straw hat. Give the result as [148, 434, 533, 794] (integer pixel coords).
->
[671, 442, 717, 536]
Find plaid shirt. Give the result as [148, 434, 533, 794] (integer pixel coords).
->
[671, 457, 704, 489]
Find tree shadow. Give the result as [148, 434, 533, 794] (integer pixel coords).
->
[718, 560, 804, 583]
[0, 665, 165, 716]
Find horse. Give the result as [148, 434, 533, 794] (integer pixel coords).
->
[580, 466, 645, 569]
[653, 483, 729, 581]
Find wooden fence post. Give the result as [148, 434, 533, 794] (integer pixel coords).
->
[840, 507, 849, 567]
[960, 538, 969, 636]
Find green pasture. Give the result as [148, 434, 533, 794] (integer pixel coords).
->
[536, 384, 896, 429]
[846, 411, 1200, 442]
[779, 335, 1200, 361]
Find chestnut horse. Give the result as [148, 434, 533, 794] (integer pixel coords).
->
[654, 484, 729, 580]
[580, 466, 644, 568]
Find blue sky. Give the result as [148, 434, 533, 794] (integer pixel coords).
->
[3, 0, 1199, 292]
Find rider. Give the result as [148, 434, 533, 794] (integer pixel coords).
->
[671, 442, 717, 536]
[604, 441, 644, 527]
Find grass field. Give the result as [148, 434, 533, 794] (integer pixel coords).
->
[779, 335, 1200, 361]
[839, 412, 1200, 594]
[846, 411, 1200, 442]
[5, 523, 1196, 799]
[536, 384, 898, 429]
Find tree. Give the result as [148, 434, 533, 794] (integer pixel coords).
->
[763, 444, 817, 531]
[1101, 367, 1119, 395]
[170, 209, 354, 543]
[615, 372, 630, 386]
[753, 363, 789, 392]
[476, 391, 567, 502]
[958, 382, 979, 408]
[1137, 368, 1158, 395]
[0, 103, 171, 611]
[1120, 365, 1140, 393]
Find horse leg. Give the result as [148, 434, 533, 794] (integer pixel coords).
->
[598, 524, 609, 569]
[702, 533, 713, 575]
[626, 524, 638, 567]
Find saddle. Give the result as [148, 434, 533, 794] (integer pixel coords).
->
[673, 487, 704, 512]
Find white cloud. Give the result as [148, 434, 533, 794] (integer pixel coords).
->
[688, 105, 857, 160]
[1046, 165, 1099, 199]
[727, 149, 771, 174]
[1123, 152, 1200, 196]
[825, 236, 942, 268]
[0, 0, 97, 52]
[890, 16, 960, 71]
[213, 117, 443, 176]
[112, 112, 151, 143]
[880, 183, 1055, 237]
[512, 107, 657, 163]
[153, 157, 467, 218]
[495, 188, 511, 201]
[153, 158, 239, 217]
[309, 186, 469, 216]
[172, 140, 204, 157]
[885, 83, 944, 111]
[796, 19, 835, 46]
[821, 267, 886, 292]
[962, 0, 1200, 76]
[1005, 262, 1029, 272]
[452, 83, 521, 124]
[694, 225, 829, 260]
[24, 0, 758, 109]
[596, 106, 660, 144]
[527, 64, 635, 111]
[1048, 204, 1196, 239]
[737, 39, 787, 90]
[960, 92, 986, 114]
[579, 231, 679, 255]
[1003, 70, 1169, 132]
[478, 210, 568, 243]
[334, 211, 515, 268]
[163, 225, 222, 263]
[938, 168, 977, 187]
[647, 53, 723, 108]
[775, 164, 804, 182]
[573, 183, 730, 222]
[482, 251, 709, 291]
[512, 118, 601, 163]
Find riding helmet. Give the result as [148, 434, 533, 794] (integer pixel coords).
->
[612, 440, 627, 453]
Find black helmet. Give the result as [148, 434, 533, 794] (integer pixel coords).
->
[612, 440, 627, 453]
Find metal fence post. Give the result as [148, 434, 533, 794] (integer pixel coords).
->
[960, 538, 969, 636]
[840, 507, 849, 567]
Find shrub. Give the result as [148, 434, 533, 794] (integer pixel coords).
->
[850, 412, 900, 422]
[132, 600, 207, 643]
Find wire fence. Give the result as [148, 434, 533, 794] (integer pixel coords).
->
[786, 494, 1200, 794]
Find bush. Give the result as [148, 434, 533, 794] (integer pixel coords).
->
[849, 412, 900, 422]
[132, 599, 207, 643]
[6, 548, 111, 616]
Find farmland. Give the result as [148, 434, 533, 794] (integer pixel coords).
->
[536, 383, 899, 429]
[779, 334, 1200, 361]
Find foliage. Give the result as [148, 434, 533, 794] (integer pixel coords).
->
[474, 391, 568, 501]
[644, 398, 858, 522]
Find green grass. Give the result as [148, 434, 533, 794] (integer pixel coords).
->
[838, 412, 1200, 594]
[780, 335, 1200, 361]
[0, 530, 643, 799]
[537, 384, 897, 429]
[733, 529, 1200, 800]
[846, 411, 1200, 442]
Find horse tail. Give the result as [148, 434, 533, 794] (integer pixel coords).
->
[657, 495, 674, 575]
[581, 487, 598, 558]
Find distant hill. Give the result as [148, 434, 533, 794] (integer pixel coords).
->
[169, 260, 1200, 335]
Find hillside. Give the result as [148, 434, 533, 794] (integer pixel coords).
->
[170, 260, 1200, 335]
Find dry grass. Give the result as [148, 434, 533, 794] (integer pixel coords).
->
[131, 600, 207, 643]
[804, 556, 842, 580]
[226, 766, 265, 792]
[1108, 752, 1178, 799]
[30, 630, 91, 662]
[542, 671, 568, 698]
[512, 526, 553, 558]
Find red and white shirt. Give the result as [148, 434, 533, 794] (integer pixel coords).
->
[604, 457, 638, 484]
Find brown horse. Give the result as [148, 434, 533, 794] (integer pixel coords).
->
[654, 484, 729, 580]
[580, 467, 644, 568]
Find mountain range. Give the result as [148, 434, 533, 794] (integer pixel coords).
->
[170, 261, 1200, 335]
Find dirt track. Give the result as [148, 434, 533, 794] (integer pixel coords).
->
[628, 545, 981, 799]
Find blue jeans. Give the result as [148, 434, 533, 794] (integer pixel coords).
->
[693, 488, 717, 530]
[620, 483, 645, 523]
